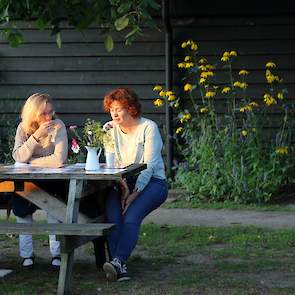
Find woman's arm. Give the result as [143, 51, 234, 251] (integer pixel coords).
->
[12, 123, 39, 163]
[134, 121, 163, 191]
[29, 120, 68, 168]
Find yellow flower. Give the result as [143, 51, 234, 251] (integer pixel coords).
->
[181, 42, 187, 48]
[275, 146, 288, 155]
[229, 51, 237, 56]
[176, 127, 183, 134]
[240, 82, 248, 89]
[184, 83, 192, 92]
[153, 85, 162, 91]
[198, 58, 207, 64]
[184, 56, 191, 62]
[263, 93, 277, 106]
[239, 69, 249, 75]
[200, 107, 209, 113]
[165, 91, 173, 96]
[191, 43, 198, 51]
[177, 62, 185, 68]
[221, 56, 229, 62]
[277, 92, 284, 100]
[186, 40, 193, 45]
[180, 112, 192, 123]
[249, 101, 258, 107]
[252, 128, 257, 132]
[184, 113, 191, 120]
[199, 78, 206, 84]
[205, 91, 216, 98]
[206, 64, 215, 70]
[233, 81, 242, 88]
[159, 90, 166, 97]
[168, 95, 176, 101]
[185, 62, 194, 68]
[198, 65, 207, 71]
[240, 103, 255, 113]
[266, 61, 276, 68]
[223, 51, 230, 57]
[153, 98, 164, 107]
[241, 130, 248, 137]
[265, 70, 280, 84]
[200, 71, 214, 79]
[221, 87, 231, 94]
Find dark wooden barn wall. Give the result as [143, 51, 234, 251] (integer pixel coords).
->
[0, 23, 166, 143]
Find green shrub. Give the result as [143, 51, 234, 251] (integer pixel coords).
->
[153, 41, 295, 204]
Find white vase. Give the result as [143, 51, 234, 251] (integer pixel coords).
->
[85, 146, 102, 171]
[105, 151, 115, 168]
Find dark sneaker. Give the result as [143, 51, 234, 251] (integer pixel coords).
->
[103, 258, 131, 282]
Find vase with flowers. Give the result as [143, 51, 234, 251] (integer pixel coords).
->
[69, 119, 105, 171]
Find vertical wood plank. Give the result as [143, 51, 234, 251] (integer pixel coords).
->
[57, 179, 83, 295]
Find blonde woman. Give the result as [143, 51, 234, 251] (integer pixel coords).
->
[12, 93, 68, 269]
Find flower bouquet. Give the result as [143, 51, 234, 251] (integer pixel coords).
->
[69, 119, 115, 168]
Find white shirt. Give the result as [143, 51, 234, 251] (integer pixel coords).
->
[110, 117, 166, 191]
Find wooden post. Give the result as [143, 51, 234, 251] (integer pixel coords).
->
[57, 179, 83, 295]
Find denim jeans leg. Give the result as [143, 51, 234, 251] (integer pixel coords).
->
[114, 178, 168, 262]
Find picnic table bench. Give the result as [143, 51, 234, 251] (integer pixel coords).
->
[0, 163, 146, 295]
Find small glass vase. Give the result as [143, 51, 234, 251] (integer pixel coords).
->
[105, 151, 115, 168]
[85, 146, 102, 171]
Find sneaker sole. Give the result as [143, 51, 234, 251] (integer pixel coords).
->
[103, 263, 117, 281]
[117, 276, 131, 282]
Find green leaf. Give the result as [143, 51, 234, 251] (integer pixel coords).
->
[125, 27, 139, 39]
[104, 34, 114, 52]
[36, 17, 47, 30]
[117, 2, 132, 14]
[147, 0, 161, 10]
[56, 32, 62, 48]
[114, 16, 129, 31]
[0, 4, 9, 22]
[6, 30, 24, 48]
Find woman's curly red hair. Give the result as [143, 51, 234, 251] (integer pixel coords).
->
[103, 88, 141, 118]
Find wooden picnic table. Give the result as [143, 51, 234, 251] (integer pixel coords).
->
[0, 163, 146, 295]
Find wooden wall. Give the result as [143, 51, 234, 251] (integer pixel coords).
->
[0, 22, 166, 150]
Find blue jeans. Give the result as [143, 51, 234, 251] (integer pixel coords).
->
[105, 177, 168, 263]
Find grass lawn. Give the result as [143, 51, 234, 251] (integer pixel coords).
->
[163, 198, 295, 212]
[163, 187, 295, 212]
[1, 223, 295, 294]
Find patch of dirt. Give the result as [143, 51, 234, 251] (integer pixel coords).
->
[176, 254, 212, 264]
[231, 271, 295, 288]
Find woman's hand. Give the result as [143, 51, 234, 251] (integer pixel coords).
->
[120, 178, 130, 210]
[122, 191, 139, 214]
[33, 120, 56, 141]
[103, 121, 113, 131]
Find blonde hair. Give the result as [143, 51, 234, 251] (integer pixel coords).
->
[21, 93, 54, 135]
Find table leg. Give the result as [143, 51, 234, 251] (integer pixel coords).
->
[57, 179, 83, 295]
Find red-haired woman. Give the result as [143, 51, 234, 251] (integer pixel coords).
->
[102, 88, 168, 281]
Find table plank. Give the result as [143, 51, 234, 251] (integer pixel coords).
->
[0, 163, 146, 180]
[15, 182, 90, 223]
[0, 223, 114, 235]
